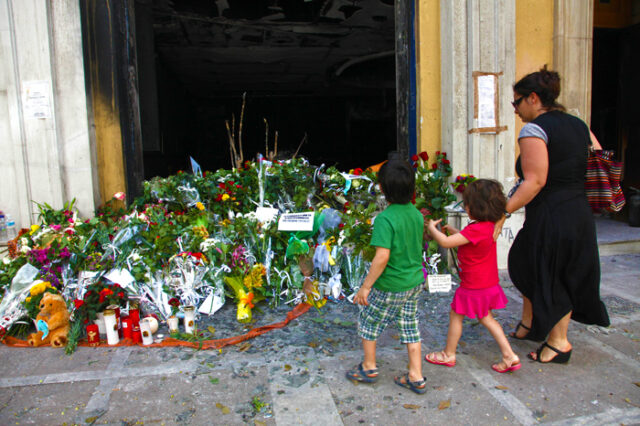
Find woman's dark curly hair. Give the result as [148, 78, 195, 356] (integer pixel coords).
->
[513, 64, 565, 111]
[462, 179, 506, 223]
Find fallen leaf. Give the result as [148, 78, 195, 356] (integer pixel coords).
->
[308, 341, 318, 348]
[438, 400, 451, 410]
[237, 342, 252, 352]
[206, 362, 215, 369]
[216, 403, 230, 414]
[310, 317, 325, 324]
[403, 404, 421, 410]
[209, 376, 219, 384]
[634, 382, 640, 387]
[284, 364, 292, 371]
[495, 385, 509, 390]
[254, 421, 266, 426]
[207, 326, 216, 334]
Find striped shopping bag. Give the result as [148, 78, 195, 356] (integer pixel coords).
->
[585, 149, 625, 212]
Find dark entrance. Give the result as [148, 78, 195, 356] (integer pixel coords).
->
[591, 22, 640, 214]
[135, 0, 410, 178]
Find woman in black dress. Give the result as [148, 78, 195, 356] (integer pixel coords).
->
[502, 66, 610, 363]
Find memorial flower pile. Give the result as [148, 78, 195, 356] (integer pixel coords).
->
[0, 152, 461, 338]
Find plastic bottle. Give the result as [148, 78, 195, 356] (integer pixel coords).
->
[0, 211, 6, 241]
[5, 214, 17, 240]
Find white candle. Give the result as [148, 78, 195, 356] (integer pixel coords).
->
[139, 318, 154, 345]
[103, 309, 119, 345]
[167, 316, 179, 334]
[183, 306, 196, 334]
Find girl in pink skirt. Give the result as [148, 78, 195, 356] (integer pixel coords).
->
[424, 179, 520, 373]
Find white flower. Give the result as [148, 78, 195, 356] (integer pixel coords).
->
[2, 257, 10, 265]
[20, 245, 31, 254]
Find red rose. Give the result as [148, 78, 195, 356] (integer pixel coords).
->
[411, 154, 419, 162]
[418, 152, 429, 161]
[74, 299, 84, 309]
[441, 152, 447, 157]
[456, 184, 466, 193]
[436, 151, 440, 156]
[85, 290, 93, 297]
[432, 163, 438, 170]
[353, 168, 363, 175]
[117, 292, 124, 298]
[338, 223, 344, 229]
[442, 159, 450, 165]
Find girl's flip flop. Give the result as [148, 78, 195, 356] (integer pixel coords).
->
[425, 351, 456, 367]
[491, 361, 521, 373]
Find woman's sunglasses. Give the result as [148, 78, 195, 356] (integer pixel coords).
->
[511, 96, 526, 108]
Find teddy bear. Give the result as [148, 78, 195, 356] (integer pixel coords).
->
[27, 292, 70, 348]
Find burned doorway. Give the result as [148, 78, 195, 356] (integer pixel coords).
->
[136, 0, 411, 178]
[591, 17, 640, 218]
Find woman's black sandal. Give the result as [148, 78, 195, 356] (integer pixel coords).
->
[510, 322, 542, 342]
[527, 341, 572, 364]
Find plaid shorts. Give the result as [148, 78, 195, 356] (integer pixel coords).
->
[358, 285, 422, 344]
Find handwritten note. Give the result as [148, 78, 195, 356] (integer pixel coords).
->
[427, 274, 452, 293]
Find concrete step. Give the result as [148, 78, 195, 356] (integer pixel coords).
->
[596, 216, 640, 256]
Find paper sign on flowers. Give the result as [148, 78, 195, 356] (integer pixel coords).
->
[427, 274, 452, 293]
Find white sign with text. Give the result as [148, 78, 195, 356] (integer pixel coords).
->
[278, 212, 314, 232]
[427, 274, 452, 293]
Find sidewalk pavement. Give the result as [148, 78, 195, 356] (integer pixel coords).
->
[0, 253, 638, 426]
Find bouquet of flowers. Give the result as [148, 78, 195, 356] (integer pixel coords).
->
[72, 280, 129, 323]
[452, 173, 477, 194]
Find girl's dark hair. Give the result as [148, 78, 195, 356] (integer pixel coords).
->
[462, 179, 506, 223]
[378, 158, 415, 204]
[513, 65, 565, 111]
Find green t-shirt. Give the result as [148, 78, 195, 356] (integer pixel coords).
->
[370, 203, 424, 292]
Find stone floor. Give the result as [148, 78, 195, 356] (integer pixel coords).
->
[0, 253, 638, 425]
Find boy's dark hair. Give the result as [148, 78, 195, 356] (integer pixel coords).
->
[462, 179, 506, 222]
[378, 158, 415, 204]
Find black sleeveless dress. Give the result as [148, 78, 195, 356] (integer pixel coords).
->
[508, 111, 610, 340]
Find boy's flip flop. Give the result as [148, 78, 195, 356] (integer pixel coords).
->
[346, 363, 379, 383]
[425, 351, 456, 367]
[394, 373, 427, 394]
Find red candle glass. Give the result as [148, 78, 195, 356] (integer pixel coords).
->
[128, 307, 140, 327]
[132, 325, 142, 343]
[86, 324, 100, 346]
[121, 316, 133, 339]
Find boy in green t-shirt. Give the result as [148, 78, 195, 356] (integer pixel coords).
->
[346, 157, 426, 394]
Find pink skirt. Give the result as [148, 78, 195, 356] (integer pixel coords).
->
[450, 283, 508, 319]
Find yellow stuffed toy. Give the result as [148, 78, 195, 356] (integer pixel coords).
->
[27, 292, 70, 348]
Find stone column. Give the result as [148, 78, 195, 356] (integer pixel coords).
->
[553, 0, 594, 123]
[0, 0, 96, 229]
[441, 0, 516, 187]
[440, 0, 518, 268]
